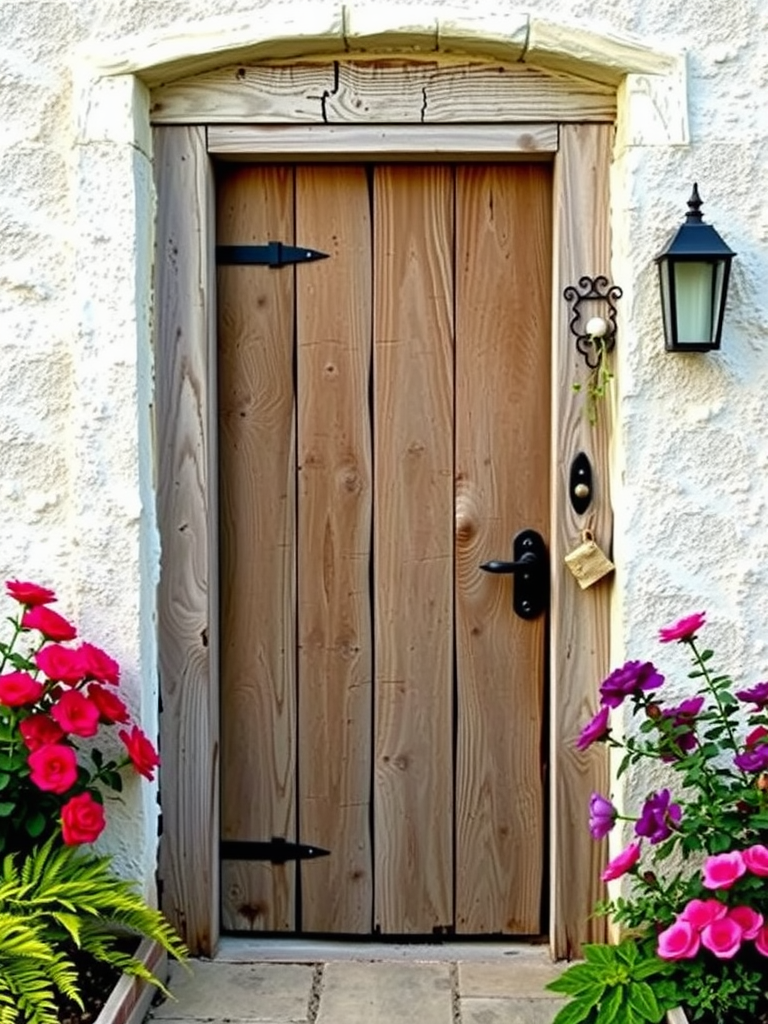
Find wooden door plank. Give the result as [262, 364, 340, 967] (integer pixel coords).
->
[296, 165, 373, 934]
[455, 164, 552, 934]
[373, 165, 454, 934]
[550, 124, 612, 957]
[218, 165, 297, 932]
[153, 125, 219, 956]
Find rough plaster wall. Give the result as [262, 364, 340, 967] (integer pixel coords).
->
[0, 0, 766, 891]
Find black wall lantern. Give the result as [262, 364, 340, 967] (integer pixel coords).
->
[655, 184, 736, 352]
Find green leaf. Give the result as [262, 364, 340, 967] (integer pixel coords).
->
[626, 981, 661, 1022]
[595, 985, 625, 1024]
[551, 997, 596, 1024]
[583, 945, 617, 967]
[0, 803, 15, 817]
[91, 748, 103, 769]
[0, 773, 11, 791]
[25, 813, 46, 838]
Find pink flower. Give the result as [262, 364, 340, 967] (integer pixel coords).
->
[5, 580, 56, 606]
[703, 851, 747, 890]
[680, 898, 728, 930]
[0, 671, 44, 707]
[28, 744, 78, 793]
[19, 714, 65, 751]
[728, 906, 763, 940]
[35, 644, 84, 685]
[755, 925, 768, 957]
[601, 842, 641, 882]
[78, 642, 120, 686]
[61, 792, 106, 845]
[735, 681, 768, 707]
[742, 844, 768, 876]
[22, 605, 77, 642]
[50, 690, 101, 738]
[577, 705, 610, 750]
[589, 792, 617, 839]
[657, 919, 701, 960]
[659, 612, 706, 644]
[119, 725, 160, 781]
[701, 916, 743, 958]
[88, 683, 129, 724]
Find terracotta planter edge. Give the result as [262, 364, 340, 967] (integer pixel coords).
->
[93, 939, 168, 1024]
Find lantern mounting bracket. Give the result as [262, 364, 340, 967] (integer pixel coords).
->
[563, 275, 623, 370]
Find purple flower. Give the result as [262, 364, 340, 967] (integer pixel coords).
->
[589, 792, 617, 839]
[635, 789, 682, 844]
[658, 612, 706, 644]
[577, 705, 611, 751]
[735, 746, 768, 773]
[735, 681, 768, 707]
[660, 696, 704, 757]
[599, 660, 664, 709]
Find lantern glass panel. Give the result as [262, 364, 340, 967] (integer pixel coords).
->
[673, 261, 714, 345]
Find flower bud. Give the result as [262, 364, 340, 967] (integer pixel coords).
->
[646, 703, 662, 720]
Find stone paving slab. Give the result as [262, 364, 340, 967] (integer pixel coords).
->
[150, 962, 315, 1022]
[457, 959, 567, 998]
[315, 961, 453, 1024]
[460, 997, 568, 1024]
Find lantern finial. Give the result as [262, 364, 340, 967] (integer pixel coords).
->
[685, 183, 704, 224]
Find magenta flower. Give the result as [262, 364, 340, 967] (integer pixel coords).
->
[577, 705, 610, 751]
[599, 661, 664, 709]
[588, 792, 617, 839]
[601, 842, 641, 882]
[735, 681, 768, 707]
[635, 789, 681, 844]
[728, 906, 763, 940]
[701, 917, 743, 959]
[680, 899, 728, 930]
[756, 925, 768, 957]
[661, 696, 704, 758]
[657, 919, 700, 960]
[734, 745, 768, 772]
[659, 611, 706, 643]
[743, 845, 768, 876]
[703, 851, 747, 890]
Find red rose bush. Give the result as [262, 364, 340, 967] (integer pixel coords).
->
[549, 612, 768, 1024]
[0, 578, 159, 853]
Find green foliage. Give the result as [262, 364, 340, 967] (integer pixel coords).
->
[547, 940, 677, 1024]
[667, 955, 765, 1023]
[572, 334, 613, 426]
[0, 838, 188, 1024]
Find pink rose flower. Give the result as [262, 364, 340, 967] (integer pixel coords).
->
[703, 851, 746, 889]
[78, 642, 120, 686]
[22, 605, 77, 642]
[658, 612, 706, 644]
[0, 671, 44, 707]
[728, 906, 763, 940]
[701, 917, 743, 958]
[601, 842, 641, 882]
[88, 683, 129, 724]
[28, 743, 78, 793]
[755, 925, 768, 957]
[19, 713, 65, 751]
[743, 844, 768, 876]
[35, 644, 84, 685]
[61, 792, 106, 845]
[50, 690, 101, 738]
[680, 898, 728, 930]
[657, 919, 700, 960]
[119, 725, 161, 781]
[576, 705, 611, 751]
[5, 580, 56, 606]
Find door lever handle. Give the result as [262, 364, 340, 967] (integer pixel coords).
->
[479, 552, 538, 574]
[479, 530, 548, 619]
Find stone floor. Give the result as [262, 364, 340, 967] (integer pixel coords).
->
[148, 939, 568, 1024]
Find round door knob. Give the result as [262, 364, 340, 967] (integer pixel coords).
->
[574, 482, 590, 500]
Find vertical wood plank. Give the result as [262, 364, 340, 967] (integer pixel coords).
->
[296, 165, 373, 934]
[455, 164, 552, 934]
[153, 126, 219, 956]
[373, 166, 454, 934]
[550, 124, 613, 957]
[217, 166, 298, 931]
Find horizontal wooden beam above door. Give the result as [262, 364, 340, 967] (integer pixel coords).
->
[207, 123, 558, 160]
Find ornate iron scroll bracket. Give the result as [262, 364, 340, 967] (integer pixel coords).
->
[563, 275, 623, 369]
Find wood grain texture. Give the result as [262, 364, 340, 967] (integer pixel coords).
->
[151, 60, 616, 125]
[207, 123, 558, 159]
[550, 124, 612, 958]
[454, 165, 552, 934]
[153, 126, 219, 956]
[373, 166, 454, 933]
[296, 166, 374, 934]
[217, 165, 298, 932]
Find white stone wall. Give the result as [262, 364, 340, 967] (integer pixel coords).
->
[0, 0, 766, 893]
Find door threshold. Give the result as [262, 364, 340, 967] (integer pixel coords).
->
[215, 936, 550, 963]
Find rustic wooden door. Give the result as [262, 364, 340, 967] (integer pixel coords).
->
[218, 161, 552, 936]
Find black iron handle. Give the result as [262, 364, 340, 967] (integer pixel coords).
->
[480, 552, 538, 574]
[479, 530, 549, 619]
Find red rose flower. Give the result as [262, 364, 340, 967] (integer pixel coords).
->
[5, 580, 56, 606]
[22, 605, 77, 642]
[0, 671, 44, 707]
[50, 690, 100, 738]
[78, 642, 120, 686]
[28, 743, 78, 793]
[61, 792, 106, 845]
[88, 683, 129, 724]
[119, 725, 160, 780]
[19, 713, 65, 751]
[35, 644, 84, 685]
